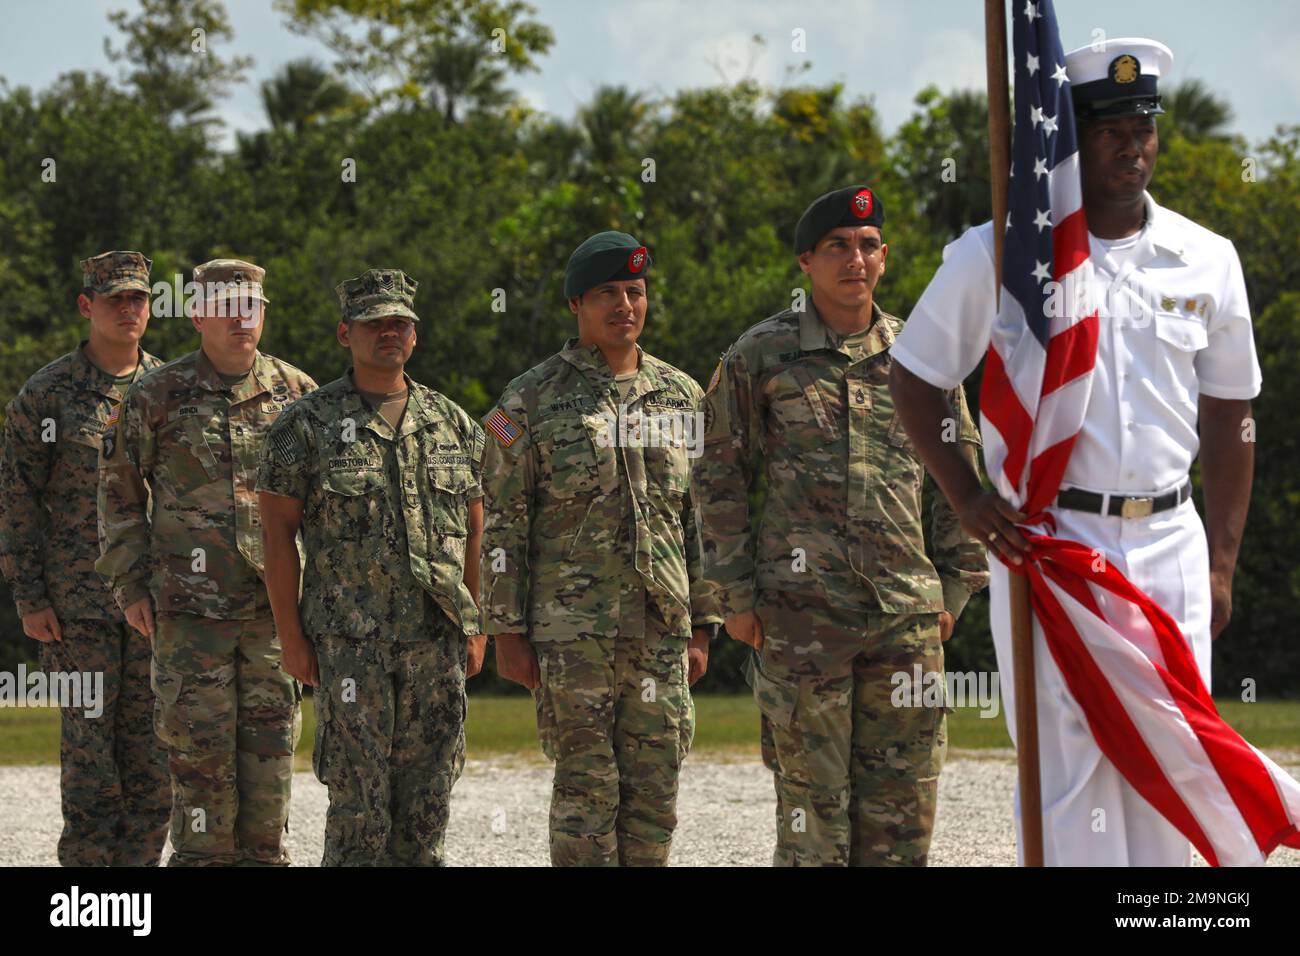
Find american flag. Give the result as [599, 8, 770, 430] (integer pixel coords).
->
[980, 0, 1300, 865]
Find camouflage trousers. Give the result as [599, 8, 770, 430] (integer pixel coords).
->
[312, 631, 468, 866]
[39, 617, 170, 866]
[151, 610, 301, 866]
[533, 632, 694, 867]
[750, 590, 947, 866]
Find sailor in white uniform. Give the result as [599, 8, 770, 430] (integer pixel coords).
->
[888, 37, 1262, 866]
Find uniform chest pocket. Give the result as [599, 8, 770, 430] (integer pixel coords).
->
[60, 411, 106, 451]
[535, 413, 611, 499]
[156, 408, 223, 492]
[641, 408, 693, 499]
[1152, 311, 1209, 352]
[427, 462, 476, 494]
[1150, 311, 1209, 406]
[319, 465, 388, 548]
[322, 467, 386, 496]
[765, 365, 842, 452]
[425, 457, 474, 536]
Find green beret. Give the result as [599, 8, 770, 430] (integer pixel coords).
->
[563, 231, 651, 298]
[794, 185, 885, 255]
[335, 268, 420, 323]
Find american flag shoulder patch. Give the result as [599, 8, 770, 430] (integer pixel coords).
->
[485, 407, 521, 447]
[105, 403, 121, 427]
[272, 428, 299, 464]
[706, 359, 722, 395]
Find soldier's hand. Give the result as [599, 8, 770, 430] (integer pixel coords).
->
[724, 610, 764, 652]
[21, 607, 62, 643]
[958, 490, 1030, 566]
[495, 632, 540, 690]
[687, 628, 710, 685]
[281, 630, 320, 687]
[466, 634, 488, 678]
[124, 597, 155, 640]
[939, 610, 955, 642]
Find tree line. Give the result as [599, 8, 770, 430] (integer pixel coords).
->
[2, 0, 1296, 695]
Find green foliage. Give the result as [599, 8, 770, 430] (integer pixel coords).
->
[104, 0, 254, 129]
[0, 6, 1295, 695]
[274, 0, 554, 103]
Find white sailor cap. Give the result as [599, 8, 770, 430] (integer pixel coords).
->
[1063, 37, 1173, 120]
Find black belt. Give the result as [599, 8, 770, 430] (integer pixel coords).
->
[1055, 480, 1192, 519]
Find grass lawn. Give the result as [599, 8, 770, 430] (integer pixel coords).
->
[3, 696, 1297, 769]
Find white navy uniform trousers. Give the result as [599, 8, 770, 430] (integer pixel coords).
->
[891, 192, 1262, 866]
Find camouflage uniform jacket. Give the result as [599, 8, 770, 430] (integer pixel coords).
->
[694, 301, 988, 619]
[0, 342, 163, 620]
[256, 371, 485, 641]
[481, 338, 723, 642]
[96, 348, 317, 620]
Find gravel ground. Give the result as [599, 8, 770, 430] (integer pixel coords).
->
[2, 752, 1297, 866]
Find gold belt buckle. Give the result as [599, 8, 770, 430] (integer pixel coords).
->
[1121, 497, 1154, 519]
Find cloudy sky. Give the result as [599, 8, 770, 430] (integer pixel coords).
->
[2, 0, 1296, 148]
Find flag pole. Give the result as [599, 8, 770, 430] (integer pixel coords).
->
[985, 0, 1044, 868]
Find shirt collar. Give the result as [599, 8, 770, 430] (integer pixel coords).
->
[1140, 192, 1187, 261]
[194, 346, 273, 403]
[74, 340, 151, 399]
[799, 300, 893, 360]
[559, 337, 659, 399]
[343, 368, 425, 439]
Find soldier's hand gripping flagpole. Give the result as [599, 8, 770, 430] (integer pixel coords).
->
[985, 0, 1044, 868]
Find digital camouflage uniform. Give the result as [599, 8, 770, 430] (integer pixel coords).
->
[0, 252, 170, 866]
[695, 299, 989, 866]
[257, 269, 485, 866]
[97, 264, 316, 866]
[482, 336, 722, 867]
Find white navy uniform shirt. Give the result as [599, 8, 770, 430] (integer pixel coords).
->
[891, 192, 1262, 496]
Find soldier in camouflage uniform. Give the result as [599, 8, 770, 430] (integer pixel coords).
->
[694, 186, 989, 866]
[257, 268, 486, 866]
[96, 258, 316, 866]
[0, 251, 170, 866]
[482, 231, 723, 867]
